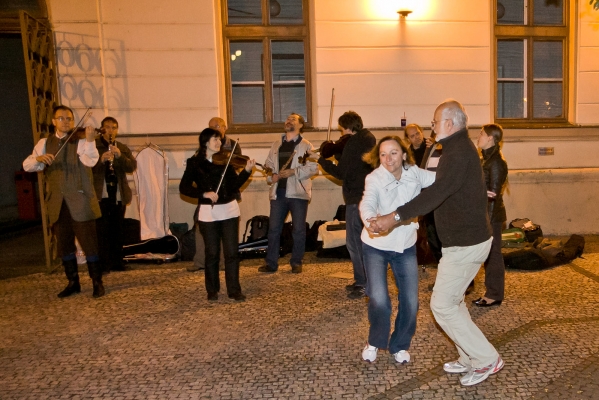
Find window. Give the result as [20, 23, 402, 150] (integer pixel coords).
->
[495, 0, 568, 125]
[222, 0, 311, 131]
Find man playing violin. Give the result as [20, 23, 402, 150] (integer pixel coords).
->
[92, 117, 137, 274]
[309, 111, 376, 299]
[259, 113, 318, 274]
[23, 105, 105, 298]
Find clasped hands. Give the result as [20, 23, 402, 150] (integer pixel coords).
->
[365, 212, 398, 235]
[271, 168, 295, 183]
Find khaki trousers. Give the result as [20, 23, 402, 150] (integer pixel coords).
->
[431, 237, 498, 368]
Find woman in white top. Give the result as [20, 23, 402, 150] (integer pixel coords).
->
[179, 128, 255, 302]
[359, 136, 435, 363]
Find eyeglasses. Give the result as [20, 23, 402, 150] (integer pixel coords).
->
[431, 118, 450, 127]
[55, 117, 74, 122]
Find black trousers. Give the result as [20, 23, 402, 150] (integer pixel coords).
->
[198, 217, 241, 296]
[96, 199, 126, 271]
[483, 221, 506, 301]
[54, 201, 98, 259]
[424, 211, 442, 263]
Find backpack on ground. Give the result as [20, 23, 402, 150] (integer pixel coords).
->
[509, 218, 543, 243]
[242, 215, 269, 243]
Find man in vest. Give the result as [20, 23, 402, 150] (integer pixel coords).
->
[92, 116, 137, 273]
[23, 105, 105, 298]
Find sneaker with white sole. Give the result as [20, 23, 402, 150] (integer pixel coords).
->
[393, 350, 410, 363]
[443, 360, 469, 373]
[460, 356, 504, 386]
[362, 344, 378, 362]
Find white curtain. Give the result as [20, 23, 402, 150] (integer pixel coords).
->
[133, 144, 170, 240]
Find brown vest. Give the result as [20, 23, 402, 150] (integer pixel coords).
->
[45, 135, 101, 224]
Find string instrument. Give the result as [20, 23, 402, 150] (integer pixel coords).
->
[212, 150, 272, 175]
[319, 132, 351, 160]
[54, 107, 104, 157]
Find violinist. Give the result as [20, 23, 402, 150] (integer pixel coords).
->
[23, 105, 105, 298]
[309, 111, 375, 299]
[92, 117, 137, 273]
[179, 128, 255, 302]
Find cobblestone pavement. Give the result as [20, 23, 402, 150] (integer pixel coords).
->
[1, 251, 599, 399]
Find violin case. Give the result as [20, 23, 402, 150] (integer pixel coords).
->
[123, 235, 180, 264]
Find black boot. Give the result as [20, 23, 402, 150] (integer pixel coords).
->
[57, 259, 81, 298]
[88, 261, 106, 298]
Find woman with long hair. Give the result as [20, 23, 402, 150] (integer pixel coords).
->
[472, 124, 508, 307]
[179, 128, 255, 302]
[359, 136, 435, 363]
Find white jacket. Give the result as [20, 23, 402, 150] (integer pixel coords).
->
[360, 164, 435, 252]
[265, 135, 318, 201]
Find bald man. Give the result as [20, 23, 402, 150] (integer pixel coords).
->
[208, 117, 242, 155]
[367, 100, 502, 386]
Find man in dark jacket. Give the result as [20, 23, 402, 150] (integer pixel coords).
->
[367, 100, 503, 386]
[93, 117, 137, 273]
[313, 111, 375, 299]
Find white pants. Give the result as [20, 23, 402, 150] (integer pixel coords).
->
[431, 237, 498, 368]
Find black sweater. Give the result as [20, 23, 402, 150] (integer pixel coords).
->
[179, 155, 251, 206]
[396, 128, 492, 247]
[318, 129, 376, 205]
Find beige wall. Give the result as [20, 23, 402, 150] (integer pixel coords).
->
[45, 0, 599, 235]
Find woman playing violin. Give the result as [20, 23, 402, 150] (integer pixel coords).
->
[179, 128, 255, 302]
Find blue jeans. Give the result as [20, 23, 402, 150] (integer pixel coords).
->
[362, 243, 419, 354]
[265, 188, 309, 270]
[345, 204, 366, 287]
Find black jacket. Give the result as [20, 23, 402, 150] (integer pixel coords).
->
[179, 155, 251, 207]
[481, 144, 508, 223]
[92, 137, 137, 205]
[317, 129, 376, 205]
[396, 128, 492, 247]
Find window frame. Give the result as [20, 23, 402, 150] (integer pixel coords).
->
[494, 0, 570, 127]
[221, 0, 312, 133]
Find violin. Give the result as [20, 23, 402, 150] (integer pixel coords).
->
[212, 150, 272, 174]
[319, 133, 351, 160]
[66, 127, 105, 143]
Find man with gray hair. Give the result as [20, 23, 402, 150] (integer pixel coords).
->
[366, 100, 503, 386]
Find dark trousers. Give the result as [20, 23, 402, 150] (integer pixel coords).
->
[483, 221, 506, 301]
[265, 188, 309, 270]
[96, 199, 126, 271]
[198, 217, 242, 296]
[345, 204, 366, 287]
[54, 201, 98, 259]
[424, 211, 442, 263]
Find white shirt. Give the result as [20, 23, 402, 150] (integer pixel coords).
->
[22, 135, 99, 172]
[198, 200, 240, 222]
[360, 165, 435, 252]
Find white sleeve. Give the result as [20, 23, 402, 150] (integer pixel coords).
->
[359, 174, 379, 225]
[417, 168, 436, 188]
[77, 139, 99, 167]
[22, 139, 48, 172]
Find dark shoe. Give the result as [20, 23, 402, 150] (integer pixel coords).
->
[92, 278, 105, 298]
[207, 292, 218, 301]
[57, 278, 81, 298]
[291, 265, 302, 274]
[347, 286, 366, 299]
[346, 282, 357, 292]
[258, 265, 277, 273]
[186, 265, 203, 272]
[474, 298, 502, 307]
[228, 292, 246, 302]
[87, 261, 105, 298]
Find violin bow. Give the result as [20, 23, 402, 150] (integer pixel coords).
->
[213, 138, 239, 204]
[54, 107, 92, 157]
[326, 88, 335, 142]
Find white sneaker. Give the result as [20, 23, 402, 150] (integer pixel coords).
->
[393, 350, 410, 364]
[362, 344, 378, 362]
[443, 360, 469, 373]
[460, 356, 504, 386]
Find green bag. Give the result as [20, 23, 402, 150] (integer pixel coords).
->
[501, 228, 526, 243]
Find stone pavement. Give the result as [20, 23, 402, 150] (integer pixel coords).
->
[1, 250, 599, 399]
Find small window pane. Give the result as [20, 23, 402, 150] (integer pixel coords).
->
[496, 0, 524, 25]
[227, 0, 262, 25]
[533, 0, 563, 25]
[497, 82, 525, 118]
[230, 41, 265, 123]
[270, 0, 303, 25]
[497, 40, 524, 78]
[533, 41, 562, 79]
[272, 41, 306, 122]
[533, 83, 562, 118]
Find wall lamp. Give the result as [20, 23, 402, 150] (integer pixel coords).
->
[397, 9, 412, 18]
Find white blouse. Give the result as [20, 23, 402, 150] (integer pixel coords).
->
[360, 165, 435, 252]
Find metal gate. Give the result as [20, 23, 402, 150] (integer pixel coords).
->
[19, 10, 61, 269]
